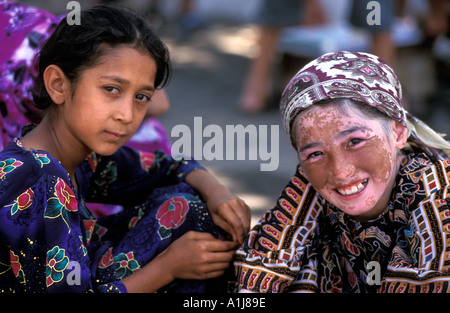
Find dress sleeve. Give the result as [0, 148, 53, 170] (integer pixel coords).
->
[80, 147, 204, 206]
[380, 159, 450, 292]
[0, 163, 127, 292]
[233, 166, 323, 293]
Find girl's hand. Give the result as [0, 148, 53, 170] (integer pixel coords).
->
[204, 186, 251, 244]
[185, 169, 251, 244]
[122, 231, 238, 292]
[162, 231, 238, 281]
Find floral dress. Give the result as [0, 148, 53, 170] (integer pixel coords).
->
[234, 152, 450, 293]
[0, 138, 225, 293]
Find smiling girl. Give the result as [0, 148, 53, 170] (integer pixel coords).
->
[0, 5, 250, 293]
[234, 51, 450, 293]
[293, 99, 407, 222]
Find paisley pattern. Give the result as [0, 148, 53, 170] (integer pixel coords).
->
[279, 51, 403, 134]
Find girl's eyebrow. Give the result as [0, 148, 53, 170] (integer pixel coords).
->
[299, 126, 370, 153]
[299, 142, 322, 153]
[335, 126, 370, 140]
[100, 75, 155, 91]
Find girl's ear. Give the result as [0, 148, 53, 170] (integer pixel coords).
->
[43, 65, 68, 105]
[392, 121, 408, 150]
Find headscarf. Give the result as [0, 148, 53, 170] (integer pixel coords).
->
[280, 51, 450, 160]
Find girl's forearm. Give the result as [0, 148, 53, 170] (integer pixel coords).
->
[121, 250, 173, 293]
[185, 169, 229, 203]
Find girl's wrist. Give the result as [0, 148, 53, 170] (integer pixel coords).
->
[122, 249, 174, 293]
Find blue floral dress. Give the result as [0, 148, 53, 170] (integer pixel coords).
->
[0, 138, 225, 293]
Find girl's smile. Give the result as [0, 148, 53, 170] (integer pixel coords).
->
[293, 103, 407, 221]
[335, 178, 368, 197]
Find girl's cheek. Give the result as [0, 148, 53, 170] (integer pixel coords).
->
[353, 136, 393, 183]
[303, 162, 328, 191]
[303, 138, 393, 191]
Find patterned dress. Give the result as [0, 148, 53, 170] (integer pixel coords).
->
[234, 152, 450, 293]
[0, 138, 225, 293]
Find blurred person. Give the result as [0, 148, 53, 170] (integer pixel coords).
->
[349, 0, 396, 67]
[426, 0, 450, 131]
[240, 0, 327, 114]
[176, 0, 207, 38]
[240, 0, 413, 114]
[423, 0, 448, 40]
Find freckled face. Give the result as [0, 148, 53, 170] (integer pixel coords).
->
[293, 105, 404, 221]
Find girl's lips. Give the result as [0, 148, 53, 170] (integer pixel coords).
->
[104, 130, 126, 141]
[335, 179, 368, 197]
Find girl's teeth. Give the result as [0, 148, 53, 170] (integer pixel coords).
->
[338, 182, 365, 195]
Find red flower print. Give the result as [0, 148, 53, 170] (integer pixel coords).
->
[9, 250, 26, 284]
[139, 151, 155, 172]
[17, 189, 33, 208]
[83, 219, 96, 244]
[10, 250, 21, 276]
[54, 178, 77, 212]
[156, 196, 189, 230]
[86, 153, 99, 172]
[44, 178, 78, 232]
[9, 188, 34, 215]
[98, 248, 114, 269]
[129, 215, 142, 230]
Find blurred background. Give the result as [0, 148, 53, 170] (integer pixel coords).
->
[5, 0, 450, 225]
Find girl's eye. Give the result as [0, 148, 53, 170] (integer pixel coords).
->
[307, 151, 323, 160]
[104, 86, 119, 94]
[135, 94, 151, 102]
[348, 138, 365, 147]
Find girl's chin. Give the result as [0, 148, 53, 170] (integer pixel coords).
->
[92, 147, 121, 157]
[340, 207, 373, 219]
[321, 187, 387, 221]
[326, 197, 379, 220]
[332, 201, 386, 222]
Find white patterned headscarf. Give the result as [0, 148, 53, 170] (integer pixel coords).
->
[280, 51, 450, 160]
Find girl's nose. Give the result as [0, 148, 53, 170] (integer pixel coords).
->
[329, 153, 354, 181]
[114, 98, 133, 123]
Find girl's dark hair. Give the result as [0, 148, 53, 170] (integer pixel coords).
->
[32, 5, 171, 110]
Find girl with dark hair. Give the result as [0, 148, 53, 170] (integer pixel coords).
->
[0, 4, 250, 293]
